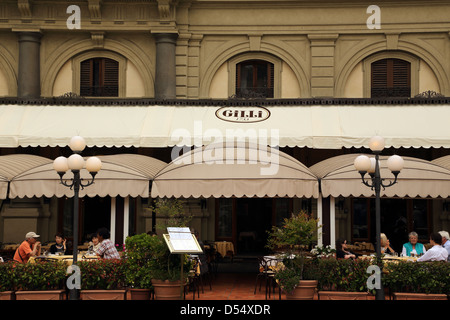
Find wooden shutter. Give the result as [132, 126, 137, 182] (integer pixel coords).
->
[80, 59, 93, 96]
[79, 58, 119, 97]
[103, 58, 119, 96]
[371, 58, 410, 98]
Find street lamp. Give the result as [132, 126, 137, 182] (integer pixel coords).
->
[353, 135, 404, 300]
[53, 136, 101, 300]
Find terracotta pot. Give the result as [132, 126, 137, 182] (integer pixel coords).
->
[393, 292, 448, 300]
[151, 279, 183, 300]
[0, 291, 15, 300]
[129, 288, 152, 300]
[319, 291, 369, 300]
[285, 280, 318, 300]
[15, 290, 65, 300]
[80, 289, 126, 300]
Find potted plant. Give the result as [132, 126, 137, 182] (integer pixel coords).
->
[78, 259, 127, 300]
[317, 258, 374, 300]
[383, 261, 449, 300]
[124, 233, 157, 300]
[0, 261, 16, 300]
[151, 198, 193, 300]
[14, 261, 67, 300]
[266, 210, 321, 300]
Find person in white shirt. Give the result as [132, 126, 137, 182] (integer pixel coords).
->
[438, 230, 450, 262]
[417, 232, 449, 262]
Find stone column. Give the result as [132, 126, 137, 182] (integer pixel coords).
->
[17, 32, 42, 99]
[154, 33, 178, 99]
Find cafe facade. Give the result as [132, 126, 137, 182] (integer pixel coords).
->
[0, 0, 450, 255]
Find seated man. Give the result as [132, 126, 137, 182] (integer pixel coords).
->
[14, 232, 41, 263]
[95, 227, 120, 259]
[417, 232, 449, 262]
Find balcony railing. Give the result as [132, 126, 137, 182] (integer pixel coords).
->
[371, 87, 411, 98]
[80, 86, 118, 97]
[234, 87, 274, 99]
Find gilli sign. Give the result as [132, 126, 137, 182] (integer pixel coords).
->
[215, 106, 270, 123]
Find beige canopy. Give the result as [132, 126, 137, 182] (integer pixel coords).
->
[151, 143, 319, 198]
[7, 154, 167, 198]
[1, 104, 450, 149]
[0, 154, 53, 199]
[431, 155, 450, 170]
[309, 154, 450, 198]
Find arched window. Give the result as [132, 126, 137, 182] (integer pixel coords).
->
[371, 58, 410, 98]
[235, 60, 274, 98]
[80, 58, 119, 97]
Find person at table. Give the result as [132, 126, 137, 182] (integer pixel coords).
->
[401, 231, 426, 257]
[13, 231, 41, 263]
[417, 232, 449, 262]
[95, 227, 120, 259]
[87, 233, 101, 254]
[438, 231, 450, 261]
[49, 232, 67, 255]
[336, 238, 358, 259]
[380, 233, 395, 255]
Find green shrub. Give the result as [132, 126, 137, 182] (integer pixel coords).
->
[124, 233, 158, 289]
[14, 261, 67, 291]
[0, 261, 17, 291]
[78, 259, 126, 290]
[316, 258, 376, 293]
[383, 261, 450, 294]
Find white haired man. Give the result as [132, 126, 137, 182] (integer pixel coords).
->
[438, 231, 450, 261]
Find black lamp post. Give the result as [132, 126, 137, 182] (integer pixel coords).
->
[53, 136, 101, 300]
[353, 135, 404, 300]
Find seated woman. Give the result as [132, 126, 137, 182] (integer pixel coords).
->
[380, 233, 396, 255]
[335, 238, 358, 259]
[49, 232, 67, 255]
[401, 231, 426, 257]
[87, 233, 101, 254]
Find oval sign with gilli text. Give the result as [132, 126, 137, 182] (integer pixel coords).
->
[215, 106, 271, 123]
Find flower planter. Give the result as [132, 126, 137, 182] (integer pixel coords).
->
[393, 292, 448, 300]
[129, 288, 152, 300]
[319, 291, 370, 300]
[152, 279, 183, 300]
[0, 291, 15, 300]
[285, 280, 317, 300]
[15, 290, 65, 300]
[80, 289, 126, 300]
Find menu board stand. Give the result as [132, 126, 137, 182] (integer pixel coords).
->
[163, 227, 203, 299]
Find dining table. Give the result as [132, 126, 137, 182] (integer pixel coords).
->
[28, 253, 99, 265]
[214, 241, 235, 258]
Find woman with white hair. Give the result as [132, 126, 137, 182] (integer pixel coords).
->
[401, 231, 426, 257]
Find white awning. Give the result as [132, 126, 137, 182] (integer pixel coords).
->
[4, 154, 166, 199]
[151, 143, 319, 198]
[310, 154, 450, 198]
[0, 104, 450, 149]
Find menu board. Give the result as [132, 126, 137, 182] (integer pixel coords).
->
[163, 227, 203, 254]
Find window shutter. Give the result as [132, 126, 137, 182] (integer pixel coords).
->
[103, 58, 119, 96]
[371, 59, 387, 89]
[371, 58, 410, 98]
[80, 59, 92, 96]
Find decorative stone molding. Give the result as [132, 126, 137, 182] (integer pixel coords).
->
[17, 0, 32, 18]
[88, 0, 102, 21]
[91, 32, 105, 48]
[157, 0, 172, 20]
